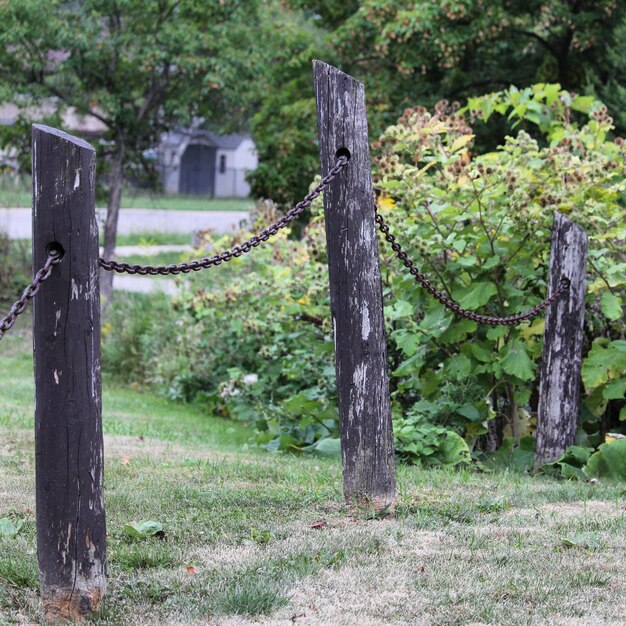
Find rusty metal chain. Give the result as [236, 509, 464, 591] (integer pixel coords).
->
[375, 211, 570, 326]
[0, 251, 62, 341]
[99, 156, 349, 275]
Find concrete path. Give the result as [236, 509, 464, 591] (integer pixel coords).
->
[100, 244, 193, 256]
[0, 207, 249, 239]
[112, 275, 180, 296]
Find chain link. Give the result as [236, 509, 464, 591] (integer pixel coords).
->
[0, 251, 62, 341]
[375, 211, 569, 326]
[99, 156, 349, 275]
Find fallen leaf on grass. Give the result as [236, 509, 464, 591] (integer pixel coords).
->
[186, 565, 198, 575]
[561, 532, 602, 549]
[309, 520, 327, 530]
[0, 517, 24, 537]
[123, 520, 164, 539]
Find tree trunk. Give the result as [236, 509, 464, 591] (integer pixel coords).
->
[100, 147, 125, 309]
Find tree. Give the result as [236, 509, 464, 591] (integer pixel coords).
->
[0, 0, 264, 303]
[250, 0, 626, 201]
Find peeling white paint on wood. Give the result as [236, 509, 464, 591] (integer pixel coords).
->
[361, 305, 371, 341]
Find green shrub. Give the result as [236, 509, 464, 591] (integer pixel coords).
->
[374, 84, 625, 459]
[0, 233, 31, 305]
[104, 84, 626, 468]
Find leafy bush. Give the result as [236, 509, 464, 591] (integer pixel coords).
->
[105, 203, 338, 453]
[104, 84, 625, 469]
[0, 232, 31, 305]
[374, 84, 625, 459]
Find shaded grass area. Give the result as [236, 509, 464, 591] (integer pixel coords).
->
[1, 325, 625, 625]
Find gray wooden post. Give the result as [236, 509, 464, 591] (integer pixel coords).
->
[535, 212, 588, 468]
[32, 125, 106, 622]
[313, 61, 396, 512]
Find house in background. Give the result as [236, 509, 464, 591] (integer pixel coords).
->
[158, 129, 257, 198]
[0, 103, 257, 199]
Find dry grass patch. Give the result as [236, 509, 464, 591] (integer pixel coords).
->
[1, 331, 625, 625]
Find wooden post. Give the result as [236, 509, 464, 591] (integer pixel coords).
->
[32, 125, 106, 622]
[313, 61, 396, 512]
[535, 212, 588, 468]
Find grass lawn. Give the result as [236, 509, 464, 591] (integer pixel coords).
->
[0, 177, 253, 212]
[107, 232, 193, 247]
[0, 322, 625, 625]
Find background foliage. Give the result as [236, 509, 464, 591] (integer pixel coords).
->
[104, 84, 626, 474]
[249, 0, 626, 206]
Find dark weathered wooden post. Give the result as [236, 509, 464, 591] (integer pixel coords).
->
[32, 125, 106, 622]
[313, 61, 396, 512]
[535, 212, 588, 468]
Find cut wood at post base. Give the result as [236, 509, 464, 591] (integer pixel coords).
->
[535, 212, 588, 468]
[313, 61, 396, 512]
[32, 125, 106, 622]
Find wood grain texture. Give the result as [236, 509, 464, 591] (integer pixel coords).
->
[313, 61, 396, 511]
[32, 125, 106, 622]
[535, 212, 588, 468]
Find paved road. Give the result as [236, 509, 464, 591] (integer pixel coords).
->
[0, 207, 249, 239]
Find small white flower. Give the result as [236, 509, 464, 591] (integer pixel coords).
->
[243, 374, 259, 386]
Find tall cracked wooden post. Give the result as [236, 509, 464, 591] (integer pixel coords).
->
[535, 212, 588, 468]
[313, 61, 396, 512]
[32, 125, 106, 622]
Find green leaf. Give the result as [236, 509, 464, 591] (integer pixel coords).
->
[307, 438, 341, 457]
[456, 404, 480, 421]
[483, 255, 501, 269]
[571, 96, 595, 114]
[439, 318, 477, 343]
[438, 431, 471, 466]
[600, 292, 623, 321]
[123, 520, 164, 539]
[386, 300, 414, 320]
[560, 464, 587, 481]
[0, 517, 23, 537]
[584, 439, 626, 482]
[454, 282, 498, 310]
[582, 340, 626, 391]
[446, 354, 472, 380]
[393, 352, 425, 377]
[455, 255, 478, 268]
[500, 340, 535, 381]
[419, 305, 452, 337]
[602, 378, 626, 400]
[449, 134, 474, 152]
[393, 330, 420, 357]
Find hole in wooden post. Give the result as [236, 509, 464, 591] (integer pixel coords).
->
[46, 242, 65, 259]
[336, 147, 351, 161]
